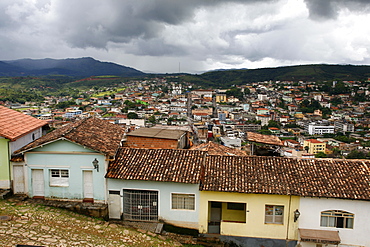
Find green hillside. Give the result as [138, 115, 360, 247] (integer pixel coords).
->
[193, 64, 370, 88]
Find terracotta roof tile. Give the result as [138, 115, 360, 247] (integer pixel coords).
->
[15, 117, 125, 156]
[201, 156, 370, 200]
[190, 141, 248, 156]
[246, 132, 283, 146]
[0, 106, 48, 141]
[306, 139, 324, 144]
[106, 148, 206, 184]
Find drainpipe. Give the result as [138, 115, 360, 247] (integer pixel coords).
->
[286, 195, 292, 247]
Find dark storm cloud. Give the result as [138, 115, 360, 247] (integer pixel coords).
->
[304, 0, 370, 20]
[49, 0, 275, 49]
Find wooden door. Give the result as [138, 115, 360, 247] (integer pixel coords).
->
[83, 170, 94, 200]
[32, 169, 44, 198]
[13, 165, 25, 194]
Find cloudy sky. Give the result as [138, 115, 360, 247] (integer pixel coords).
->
[1, 0, 370, 73]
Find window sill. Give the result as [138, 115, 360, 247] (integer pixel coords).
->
[171, 209, 195, 211]
[222, 220, 246, 223]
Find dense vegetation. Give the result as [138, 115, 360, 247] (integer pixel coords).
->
[189, 64, 370, 88]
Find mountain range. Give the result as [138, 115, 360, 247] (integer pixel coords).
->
[1, 58, 370, 87]
[0, 57, 145, 77]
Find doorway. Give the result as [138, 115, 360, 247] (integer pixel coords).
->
[208, 201, 222, 234]
[32, 169, 44, 198]
[122, 189, 158, 221]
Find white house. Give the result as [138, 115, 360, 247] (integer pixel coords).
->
[307, 123, 335, 135]
[106, 148, 206, 229]
[298, 197, 370, 247]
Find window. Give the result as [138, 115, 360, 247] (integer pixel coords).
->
[320, 210, 354, 229]
[265, 205, 284, 224]
[50, 169, 69, 187]
[227, 202, 245, 211]
[172, 193, 195, 210]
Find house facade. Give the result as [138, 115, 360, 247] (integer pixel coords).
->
[298, 197, 370, 247]
[199, 191, 299, 246]
[14, 117, 125, 202]
[303, 139, 326, 154]
[105, 148, 205, 229]
[125, 128, 189, 149]
[0, 106, 48, 190]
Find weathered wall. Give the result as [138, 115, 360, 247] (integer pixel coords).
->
[0, 138, 10, 189]
[126, 136, 179, 149]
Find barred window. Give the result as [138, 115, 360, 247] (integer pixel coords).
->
[172, 193, 195, 210]
[265, 205, 284, 224]
[320, 210, 354, 229]
[50, 169, 69, 187]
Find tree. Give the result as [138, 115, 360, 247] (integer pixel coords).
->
[226, 87, 243, 100]
[267, 120, 281, 128]
[346, 150, 367, 159]
[315, 152, 327, 158]
[127, 112, 139, 119]
[304, 146, 309, 153]
[148, 115, 156, 124]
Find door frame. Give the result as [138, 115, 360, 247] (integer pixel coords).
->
[83, 170, 94, 202]
[13, 165, 25, 194]
[32, 169, 45, 199]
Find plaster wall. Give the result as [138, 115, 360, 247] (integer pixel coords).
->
[9, 128, 43, 154]
[25, 140, 106, 201]
[199, 191, 300, 240]
[298, 197, 370, 247]
[108, 179, 199, 229]
[0, 138, 10, 188]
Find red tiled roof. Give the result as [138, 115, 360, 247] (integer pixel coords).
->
[284, 139, 300, 144]
[201, 156, 370, 200]
[106, 148, 370, 200]
[246, 132, 283, 146]
[0, 106, 48, 141]
[106, 148, 206, 184]
[306, 139, 324, 144]
[190, 141, 248, 156]
[15, 117, 125, 156]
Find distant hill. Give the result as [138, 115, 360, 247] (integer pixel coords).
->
[195, 64, 370, 88]
[0, 57, 145, 77]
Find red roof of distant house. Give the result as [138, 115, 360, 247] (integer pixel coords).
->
[193, 112, 209, 116]
[0, 106, 48, 141]
[268, 127, 280, 130]
[284, 139, 300, 144]
[305, 139, 324, 144]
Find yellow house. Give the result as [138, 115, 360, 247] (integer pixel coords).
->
[303, 139, 326, 154]
[216, 94, 227, 103]
[199, 155, 300, 245]
[199, 192, 299, 242]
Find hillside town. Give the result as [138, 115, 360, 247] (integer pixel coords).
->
[2, 76, 370, 247]
[3, 75, 370, 159]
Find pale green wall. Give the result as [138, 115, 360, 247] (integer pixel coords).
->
[33, 139, 96, 153]
[0, 138, 10, 188]
[26, 140, 106, 201]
